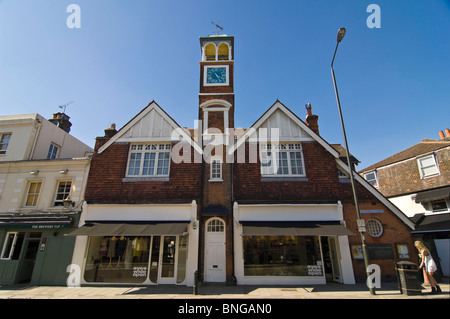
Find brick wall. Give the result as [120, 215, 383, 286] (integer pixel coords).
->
[85, 142, 202, 204]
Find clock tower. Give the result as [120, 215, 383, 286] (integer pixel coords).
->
[199, 35, 234, 138]
[198, 34, 234, 284]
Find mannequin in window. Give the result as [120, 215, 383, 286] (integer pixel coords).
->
[106, 236, 117, 268]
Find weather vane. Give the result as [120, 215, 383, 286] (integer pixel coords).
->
[211, 21, 223, 35]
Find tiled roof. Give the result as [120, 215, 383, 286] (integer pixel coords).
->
[359, 138, 450, 173]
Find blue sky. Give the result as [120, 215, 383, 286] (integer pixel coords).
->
[1, 0, 449, 169]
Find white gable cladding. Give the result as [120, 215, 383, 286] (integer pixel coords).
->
[119, 108, 174, 141]
[98, 101, 202, 154]
[259, 108, 313, 141]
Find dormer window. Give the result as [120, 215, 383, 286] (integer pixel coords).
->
[417, 154, 440, 179]
[364, 171, 379, 188]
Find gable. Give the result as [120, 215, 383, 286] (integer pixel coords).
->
[230, 100, 340, 158]
[98, 101, 202, 154]
[259, 108, 314, 141]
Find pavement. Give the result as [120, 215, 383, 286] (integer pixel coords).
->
[0, 279, 448, 300]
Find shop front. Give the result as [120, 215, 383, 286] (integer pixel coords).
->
[0, 212, 79, 285]
[69, 201, 199, 286]
[233, 202, 356, 285]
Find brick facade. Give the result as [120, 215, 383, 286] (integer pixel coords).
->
[85, 141, 202, 204]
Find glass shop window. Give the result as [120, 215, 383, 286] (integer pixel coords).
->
[243, 236, 323, 277]
[84, 236, 150, 283]
[1, 232, 25, 260]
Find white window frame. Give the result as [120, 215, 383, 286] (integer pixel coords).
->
[126, 143, 172, 177]
[417, 154, 440, 179]
[1, 232, 19, 260]
[47, 143, 59, 159]
[210, 157, 223, 182]
[0, 133, 12, 155]
[53, 180, 72, 207]
[364, 171, 379, 188]
[260, 143, 306, 177]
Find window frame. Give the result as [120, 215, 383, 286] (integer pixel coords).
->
[1, 232, 24, 260]
[417, 154, 440, 179]
[364, 171, 379, 188]
[24, 180, 43, 208]
[0, 133, 12, 155]
[53, 180, 72, 207]
[366, 219, 384, 238]
[209, 157, 223, 182]
[260, 143, 306, 177]
[126, 143, 172, 178]
[47, 143, 60, 159]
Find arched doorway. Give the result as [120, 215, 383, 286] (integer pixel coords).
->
[204, 218, 226, 282]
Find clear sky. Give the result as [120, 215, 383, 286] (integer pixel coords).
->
[1, 0, 449, 169]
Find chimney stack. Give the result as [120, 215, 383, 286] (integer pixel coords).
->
[49, 112, 72, 133]
[305, 103, 319, 135]
[94, 123, 118, 152]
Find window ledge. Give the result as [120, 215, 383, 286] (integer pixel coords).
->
[261, 176, 308, 182]
[122, 177, 169, 182]
[209, 178, 223, 182]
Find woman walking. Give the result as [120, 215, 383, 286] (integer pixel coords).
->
[415, 241, 442, 294]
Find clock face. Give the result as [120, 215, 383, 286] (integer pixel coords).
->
[205, 66, 228, 85]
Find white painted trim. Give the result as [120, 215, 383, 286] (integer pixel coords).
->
[203, 65, 229, 86]
[98, 101, 202, 155]
[229, 101, 340, 158]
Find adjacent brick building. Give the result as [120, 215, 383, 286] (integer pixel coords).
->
[359, 132, 450, 278]
[70, 34, 417, 287]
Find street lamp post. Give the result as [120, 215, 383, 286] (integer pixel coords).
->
[331, 28, 375, 295]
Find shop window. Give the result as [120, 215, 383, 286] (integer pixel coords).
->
[0, 133, 12, 155]
[260, 143, 306, 177]
[24, 181, 42, 207]
[53, 180, 72, 206]
[243, 236, 323, 277]
[366, 219, 383, 237]
[126, 143, 171, 177]
[84, 236, 151, 283]
[1, 232, 25, 260]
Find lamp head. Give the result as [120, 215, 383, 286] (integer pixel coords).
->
[337, 28, 346, 43]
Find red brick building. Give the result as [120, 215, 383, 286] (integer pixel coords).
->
[70, 34, 416, 286]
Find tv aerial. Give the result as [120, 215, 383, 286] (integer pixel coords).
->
[211, 21, 223, 35]
[58, 101, 74, 113]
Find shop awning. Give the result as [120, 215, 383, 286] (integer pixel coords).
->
[415, 186, 450, 203]
[66, 221, 189, 236]
[241, 221, 355, 236]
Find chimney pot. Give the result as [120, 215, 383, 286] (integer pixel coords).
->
[445, 128, 450, 137]
[439, 131, 445, 139]
[305, 103, 319, 135]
